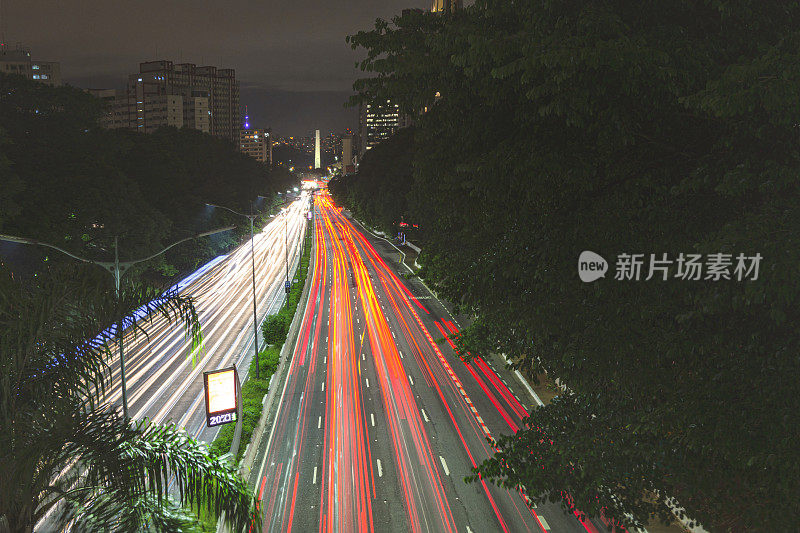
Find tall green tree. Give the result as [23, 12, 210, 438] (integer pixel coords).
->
[0, 266, 258, 532]
[347, 2, 800, 530]
[329, 126, 414, 235]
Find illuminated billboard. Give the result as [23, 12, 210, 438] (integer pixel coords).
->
[203, 366, 239, 427]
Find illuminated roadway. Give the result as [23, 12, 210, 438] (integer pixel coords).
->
[103, 197, 307, 442]
[252, 194, 600, 532]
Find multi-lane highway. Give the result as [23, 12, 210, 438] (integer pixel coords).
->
[252, 193, 600, 532]
[104, 197, 308, 442]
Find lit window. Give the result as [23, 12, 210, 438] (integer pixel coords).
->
[32, 64, 40, 70]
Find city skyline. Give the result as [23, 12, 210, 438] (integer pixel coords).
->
[0, 0, 434, 135]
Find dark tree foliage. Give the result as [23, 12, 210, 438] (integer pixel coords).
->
[328, 126, 414, 235]
[0, 266, 258, 532]
[0, 74, 296, 282]
[347, 1, 800, 530]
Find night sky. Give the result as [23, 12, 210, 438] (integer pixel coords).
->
[1, 0, 430, 136]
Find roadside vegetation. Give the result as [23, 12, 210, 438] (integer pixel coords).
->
[0, 267, 258, 532]
[338, 2, 800, 531]
[192, 219, 313, 530]
[208, 219, 314, 461]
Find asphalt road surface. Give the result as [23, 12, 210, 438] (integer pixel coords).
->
[252, 193, 602, 533]
[101, 197, 308, 441]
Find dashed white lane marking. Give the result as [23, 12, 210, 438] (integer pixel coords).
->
[318, 416, 322, 429]
[408, 376, 414, 386]
[467, 527, 473, 533]
[421, 408, 429, 422]
[539, 517, 550, 530]
[391, 331, 396, 338]
[399, 350, 403, 359]
[376, 459, 383, 477]
[439, 456, 450, 476]
[362, 353, 365, 361]
[365, 378, 370, 388]
[321, 382, 325, 392]
[324, 356, 327, 364]
[371, 413, 375, 427]
[313, 466, 318, 484]
[326, 336, 328, 343]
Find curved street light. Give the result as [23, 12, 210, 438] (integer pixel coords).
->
[0, 226, 235, 419]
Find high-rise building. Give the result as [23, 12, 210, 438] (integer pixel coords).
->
[239, 128, 272, 167]
[431, 0, 461, 13]
[359, 99, 411, 155]
[93, 60, 237, 140]
[133, 61, 239, 142]
[0, 45, 61, 86]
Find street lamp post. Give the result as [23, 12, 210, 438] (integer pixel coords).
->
[205, 202, 263, 380]
[0, 227, 234, 419]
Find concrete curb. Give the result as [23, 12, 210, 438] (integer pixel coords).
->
[238, 220, 314, 480]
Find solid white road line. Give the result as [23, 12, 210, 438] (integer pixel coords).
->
[439, 456, 450, 476]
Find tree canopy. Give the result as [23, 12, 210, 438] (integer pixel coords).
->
[0, 73, 296, 282]
[345, 1, 800, 530]
[329, 126, 414, 235]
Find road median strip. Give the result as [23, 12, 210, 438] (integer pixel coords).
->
[194, 218, 314, 530]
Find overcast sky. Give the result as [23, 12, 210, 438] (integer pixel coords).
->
[1, 0, 430, 136]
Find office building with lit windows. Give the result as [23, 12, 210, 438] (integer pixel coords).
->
[94, 60, 236, 140]
[239, 127, 272, 167]
[0, 45, 61, 86]
[358, 99, 411, 155]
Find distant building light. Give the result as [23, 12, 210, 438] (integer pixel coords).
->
[32, 64, 39, 70]
[137, 77, 142, 82]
